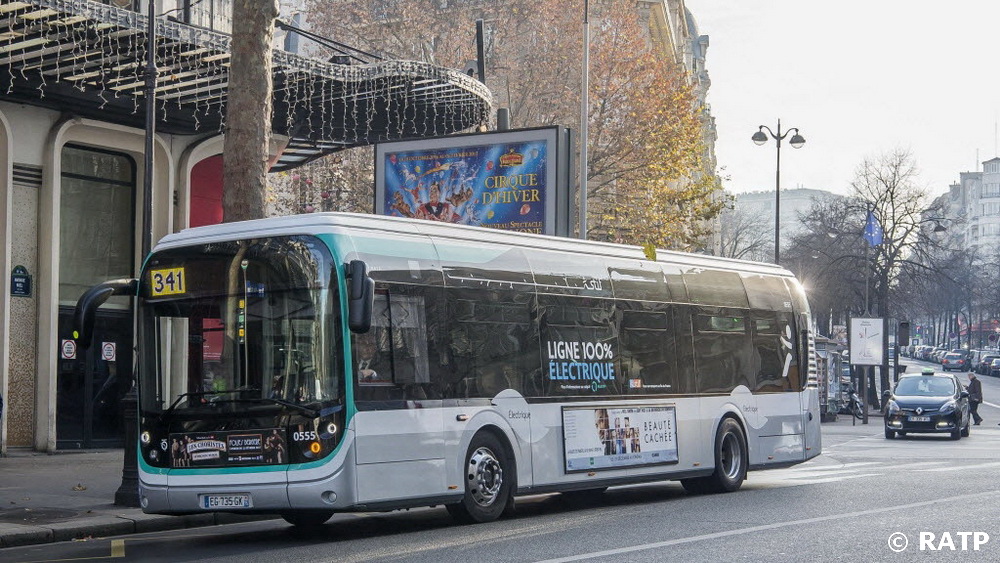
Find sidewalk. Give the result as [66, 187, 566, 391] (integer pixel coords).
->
[0, 449, 274, 548]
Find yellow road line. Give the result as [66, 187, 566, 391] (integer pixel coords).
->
[111, 539, 125, 558]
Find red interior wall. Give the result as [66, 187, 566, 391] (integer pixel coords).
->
[189, 155, 223, 228]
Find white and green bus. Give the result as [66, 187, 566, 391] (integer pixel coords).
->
[75, 213, 820, 526]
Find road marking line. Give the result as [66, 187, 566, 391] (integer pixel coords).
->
[915, 461, 1000, 472]
[533, 490, 994, 563]
[111, 539, 125, 558]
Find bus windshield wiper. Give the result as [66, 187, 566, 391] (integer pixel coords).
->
[162, 391, 319, 418]
[161, 388, 259, 418]
[250, 397, 320, 418]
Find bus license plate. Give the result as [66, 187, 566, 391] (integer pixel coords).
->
[908, 416, 930, 422]
[200, 494, 252, 509]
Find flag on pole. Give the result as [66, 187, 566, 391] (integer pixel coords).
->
[864, 211, 884, 246]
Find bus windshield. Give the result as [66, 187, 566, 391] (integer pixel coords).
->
[138, 236, 342, 417]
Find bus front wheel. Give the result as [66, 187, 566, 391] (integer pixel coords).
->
[446, 432, 513, 523]
[681, 417, 747, 495]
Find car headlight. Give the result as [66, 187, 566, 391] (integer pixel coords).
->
[939, 400, 957, 415]
[886, 400, 900, 415]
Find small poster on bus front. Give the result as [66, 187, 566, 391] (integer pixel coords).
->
[562, 405, 678, 473]
[169, 428, 287, 468]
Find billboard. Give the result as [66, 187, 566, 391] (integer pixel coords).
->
[375, 127, 571, 236]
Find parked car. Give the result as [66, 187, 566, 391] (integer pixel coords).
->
[990, 358, 1000, 378]
[978, 354, 1000, 375]
[968, 350, 982, 368]
[884, 371, 970, 440]
[942, 352, 969, 371]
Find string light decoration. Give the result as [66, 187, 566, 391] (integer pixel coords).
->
[0, 0, 493, 171]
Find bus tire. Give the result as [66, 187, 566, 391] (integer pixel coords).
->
[446, 432, 513, 524]
[281, 511, 333, 527]
[680, 478, 708, 494]
[696, 417, 747, 494]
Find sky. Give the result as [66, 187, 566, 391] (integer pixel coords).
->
[682, 1, 1000, 197]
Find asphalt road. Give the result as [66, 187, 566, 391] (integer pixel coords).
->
[6, 360, 1000, 562]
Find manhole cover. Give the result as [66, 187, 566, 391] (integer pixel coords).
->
[0, 507, 79, 524]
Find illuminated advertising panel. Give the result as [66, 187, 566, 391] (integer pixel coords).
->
[375, 127, 571, 236]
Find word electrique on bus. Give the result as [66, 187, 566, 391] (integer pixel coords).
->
[547, 361, 615, 380]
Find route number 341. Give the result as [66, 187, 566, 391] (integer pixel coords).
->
[150, 267, 186, 297]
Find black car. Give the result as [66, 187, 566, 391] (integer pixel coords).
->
[884, 372, 970, 440]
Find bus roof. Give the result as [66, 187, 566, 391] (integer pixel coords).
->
[154, 212, 793, 278]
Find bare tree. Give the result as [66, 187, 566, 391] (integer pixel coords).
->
[268, 147, 375, 216]
[791, 149, 959, 398]
[718, 201, 770, 261]
[223, 0, 279, 222]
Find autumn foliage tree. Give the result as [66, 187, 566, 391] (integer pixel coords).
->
[585, 4, 722, 249]
[304, 0, 722, 248]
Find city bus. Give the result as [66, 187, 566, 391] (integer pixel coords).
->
[74, 212, 820, 526]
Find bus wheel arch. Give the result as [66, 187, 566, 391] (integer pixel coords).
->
[446, 427, 516, 523]
[681, 414, 748, 495]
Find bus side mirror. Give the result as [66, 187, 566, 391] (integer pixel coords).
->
[346, 260, 374, 333]
[73, 278, 138, 350]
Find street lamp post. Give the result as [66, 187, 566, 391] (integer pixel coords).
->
[115, 0, 157, 508]
[752, 120, 806, 264]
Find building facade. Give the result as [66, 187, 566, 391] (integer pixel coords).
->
[0, 0, 491, 453]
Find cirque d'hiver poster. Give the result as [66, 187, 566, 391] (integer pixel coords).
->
[381, 140, 549, 234]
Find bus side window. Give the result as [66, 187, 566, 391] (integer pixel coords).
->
[751, 312, 785, 393]
[619, 307, 677, 394]
[447, 294, 534, 398]
[354, 287, 442, 404]
[693, 309, 752, 394]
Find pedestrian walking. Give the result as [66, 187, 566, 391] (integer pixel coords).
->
[966, 373, 983, 425]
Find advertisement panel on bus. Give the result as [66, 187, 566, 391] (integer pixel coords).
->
[562, 405, 679, 472]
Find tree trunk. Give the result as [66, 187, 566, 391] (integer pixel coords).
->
[222, 0, 279, 223]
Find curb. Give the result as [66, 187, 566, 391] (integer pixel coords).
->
[0, 512, 277, 548]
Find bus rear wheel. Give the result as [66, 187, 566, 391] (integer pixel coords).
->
[446, 432, 512, 523]
[281, 510, 333, 527]
[681, 417, 747, 495]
